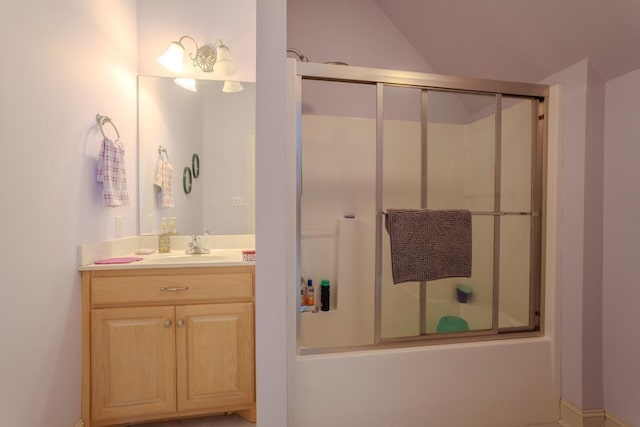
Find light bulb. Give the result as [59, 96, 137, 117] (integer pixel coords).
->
[174, 78, 197, 92]
[158, 42, 185, 74]
[214, 45, 237, 76]
[222, 81, 244, 93]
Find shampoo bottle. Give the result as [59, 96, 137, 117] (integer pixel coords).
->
[300, 277, 307, 307]
[305, 279, 314, 306]
[321, 280, 330, 311]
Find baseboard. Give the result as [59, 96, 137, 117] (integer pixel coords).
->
[560, 399, 630, 427]
[605, 412, 630, 427]
[74, 419, 85, 427]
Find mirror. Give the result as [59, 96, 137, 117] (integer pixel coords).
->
[138, 76, 255, 236]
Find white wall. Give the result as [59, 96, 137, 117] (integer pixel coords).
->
[256, 0, 289, 426]
[603, 67, 640, 426]
[541, 59, 606, 411]
[0, 1, 138, 425]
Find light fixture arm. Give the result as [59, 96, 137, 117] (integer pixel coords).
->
[177, 35, 200, 58]
[175, 36, 228, 73]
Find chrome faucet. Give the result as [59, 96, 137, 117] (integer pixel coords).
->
[185, 235, 210, 254]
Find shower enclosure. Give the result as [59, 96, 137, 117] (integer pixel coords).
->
[294, 62, 548, 352]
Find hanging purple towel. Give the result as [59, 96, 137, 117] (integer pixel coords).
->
[385, 209, 430, 284]
[385, 209, 472, 284]
[424, 210, 472, 281]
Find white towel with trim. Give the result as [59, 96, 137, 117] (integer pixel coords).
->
[153, 158, 174, 208]
[96, 137, 129, 207]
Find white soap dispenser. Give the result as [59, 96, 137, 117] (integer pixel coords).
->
[159, 217, 171, 253]
[169, 216, 178, 236]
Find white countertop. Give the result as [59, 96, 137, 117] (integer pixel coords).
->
[79, 235, 255, 271]
[79, 249, 254, 271]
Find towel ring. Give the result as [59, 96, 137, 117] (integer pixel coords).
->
[96, 113, 121, 140]
[158, 145, 169, 159]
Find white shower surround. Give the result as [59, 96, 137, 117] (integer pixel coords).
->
[287, 63, 563, 425]
[300, 97, 537, 347]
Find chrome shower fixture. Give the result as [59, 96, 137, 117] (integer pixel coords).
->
[287, 48, 309, 62]
[287, 48, 349, 66]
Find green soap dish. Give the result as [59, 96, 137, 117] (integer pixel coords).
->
[436, 316, 470, 333]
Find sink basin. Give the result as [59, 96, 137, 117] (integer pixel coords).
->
[144, 254, 230, 264]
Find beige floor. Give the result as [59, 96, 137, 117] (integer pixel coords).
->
[132, 413, 254, 427]
[134, 415, 562, 427]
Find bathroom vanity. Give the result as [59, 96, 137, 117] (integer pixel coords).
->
[80, 255, 255, 427]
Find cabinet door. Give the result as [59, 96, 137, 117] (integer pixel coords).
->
[176, 303, 254, 412]
[91, 306, 176, 422]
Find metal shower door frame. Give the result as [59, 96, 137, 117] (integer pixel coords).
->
[295, 61, 549, 351]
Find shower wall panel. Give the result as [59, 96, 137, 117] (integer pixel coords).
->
[301, 98, 537, 346]
[300, 114, 376, 348]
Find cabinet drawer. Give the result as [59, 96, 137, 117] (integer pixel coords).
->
[91, 269, 253, 307]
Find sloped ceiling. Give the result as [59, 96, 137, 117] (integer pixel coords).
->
[373, 0, 640, 83]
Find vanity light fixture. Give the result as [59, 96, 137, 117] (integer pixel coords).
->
[158, 36, 237, 76]
[222, 81, 244, 93]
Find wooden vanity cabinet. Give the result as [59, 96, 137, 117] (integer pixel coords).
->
[81, 266, 255, 427]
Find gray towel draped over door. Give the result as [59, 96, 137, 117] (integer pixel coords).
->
[385, 209, 472, 284]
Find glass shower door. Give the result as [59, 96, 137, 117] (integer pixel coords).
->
[293, 63, 546, 352]
[380, 85, 422, 339]
[498, 97, 538, 330]
[381, 88, 500, 339]
[424, 91, 497, 335]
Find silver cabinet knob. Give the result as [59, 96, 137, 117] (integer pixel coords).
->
[160, 286, 189, 292]
[164, 320, 172, 328]
[176, 319, 185, 328]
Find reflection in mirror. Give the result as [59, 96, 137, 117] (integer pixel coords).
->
[138, 76, 255, 236]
